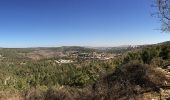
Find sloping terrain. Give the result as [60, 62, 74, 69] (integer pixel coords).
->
[92, 63, 170, 100]
[0, 42, 170, 100]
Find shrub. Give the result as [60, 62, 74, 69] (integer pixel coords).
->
[92, 63, 169, 99]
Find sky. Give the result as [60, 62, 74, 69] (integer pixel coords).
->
[0, 0, 170, 47]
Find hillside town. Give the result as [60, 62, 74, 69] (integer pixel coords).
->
[54, 51, 120, 64]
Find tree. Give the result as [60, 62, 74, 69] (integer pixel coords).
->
[123, 52, 141, 64]
[157, 0, 170, 31]
[141, 50, 151, 64]
[159, 45, 170, 59]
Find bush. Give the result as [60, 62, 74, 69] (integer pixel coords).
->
[92, 63, 169, 99]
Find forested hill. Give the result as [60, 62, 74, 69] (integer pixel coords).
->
[0, 41, 170, 59]
[0, 46, 135, 60]
[1, 42, 170, 99]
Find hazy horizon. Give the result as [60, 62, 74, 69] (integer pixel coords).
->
[0, 0, 170, 47]
[0, 41, 167, 48]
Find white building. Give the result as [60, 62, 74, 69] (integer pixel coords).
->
[55, 59, 73, 64]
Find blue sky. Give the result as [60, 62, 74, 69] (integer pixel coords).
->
[0, 0, 169, 47]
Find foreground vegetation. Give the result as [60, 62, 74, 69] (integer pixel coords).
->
[1, 42, 170, 99]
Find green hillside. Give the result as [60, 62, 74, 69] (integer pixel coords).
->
[0, 42, 170, 99]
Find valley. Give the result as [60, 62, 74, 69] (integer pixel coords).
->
[0, 42, 170, 99]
